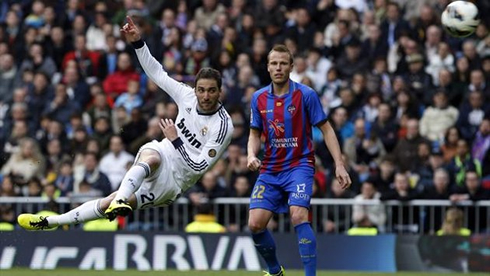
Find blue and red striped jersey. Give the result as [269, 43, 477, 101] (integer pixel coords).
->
[250, 80, 327, 173]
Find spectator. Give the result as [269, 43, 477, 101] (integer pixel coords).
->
[103, 52, 140, 99]
[43, 83, 81, 125]
[329, 106, 354, 143]
[99, 135, 134, 191]
[306, 48, 332, 92]
[45, 27, 71, 70]
[419, 90, 459, 143]
[185, 203, 226, 233]
[381, 172, 420, 233]
[472, 118, 490, 176]
[440, 127, 461, 163]
[344, 118, 386, 182]
[393, 118, 427, 172]
[448, 139, 482, 187]
[73, 151, 112, 196]
[0, 53, 20, 103]
[286, 7, 316, 54]
[19, 42, 57, 77]
[62, 65, 91, 109]
[422, 168, 452, 233]
[194, 0, 226, 31]
[450, 171, 489, 232]
[323, 178, 355, 233]
[403, 53, 434, 103]
[457, 90, 490, 141]
[188, 171, 228, 206]
[426, 41, 455, 87]
[380, 2, 411, 50]
[228, 175, 251, 232]
[436, 207, 471, 236]
[119, 108, 147, 146]
[371, 102, 398, 152]
[0, 175, 19, 197]
[83, 92, 112, 128]
[97, 35, 121, 80]
[62, 34, 100, 78]
[352, 180, 386, 232]
[91, 116, 113, 151]
[129, 117, 164, 155]
[1, 137, 45, 185]
[336, 38, 369, 79]
[53, 161, 75, 196]
[114, 79, 143, 115]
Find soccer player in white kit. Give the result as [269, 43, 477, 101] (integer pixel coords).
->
[18, 16, 233, 230]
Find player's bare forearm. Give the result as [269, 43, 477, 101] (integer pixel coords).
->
[320, 121, 352, 188]
[247, 128, 261, 158]
[247, 128, 262, 171]
[320, 121, 343, 166]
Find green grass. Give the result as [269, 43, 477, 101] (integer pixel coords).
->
[4, 269, 490, 276]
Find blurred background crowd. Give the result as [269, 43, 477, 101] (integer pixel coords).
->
[0, 0, 490, 233]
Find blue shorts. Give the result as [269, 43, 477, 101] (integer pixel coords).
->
[249, 165, 314, 213]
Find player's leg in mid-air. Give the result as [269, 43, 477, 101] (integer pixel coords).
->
[248, 174, 286, 276]
[17, 149, 161, 230]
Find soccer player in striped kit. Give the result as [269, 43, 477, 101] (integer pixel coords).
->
[247, 45, 352, 276]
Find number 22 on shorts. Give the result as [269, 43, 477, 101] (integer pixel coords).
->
[252, 185, 265, 199]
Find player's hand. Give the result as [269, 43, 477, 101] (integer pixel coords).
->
[335, 165, 351, 190]
[159, 118, 178, 141]
[247, 155, 262, 171]
[120, 16, 141, 42]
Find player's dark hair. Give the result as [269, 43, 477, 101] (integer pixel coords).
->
[268, 44, 294, 65]
[195, 67, 222, 90]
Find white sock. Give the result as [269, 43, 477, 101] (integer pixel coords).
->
[114, 162, 150, 201]
[47, 199, 104, 226]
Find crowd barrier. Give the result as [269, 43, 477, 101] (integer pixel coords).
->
[1, 197, 489, 234]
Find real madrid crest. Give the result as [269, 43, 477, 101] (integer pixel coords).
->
[208, 149, 217, 157]
[200, 126, 208, 136]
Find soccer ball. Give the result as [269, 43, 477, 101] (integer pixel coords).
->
[441, 1, 480, 38]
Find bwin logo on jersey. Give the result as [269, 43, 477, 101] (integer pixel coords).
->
[177, 118, 202, 148]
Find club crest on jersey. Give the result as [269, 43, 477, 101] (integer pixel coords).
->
[200, 127, 208, 136]
[287, 104, 297, 115]
[176, 118, 202, 149]
[268, 119, 284, 136]
[208, 149, 216, 157]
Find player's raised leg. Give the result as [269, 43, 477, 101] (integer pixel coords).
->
[290, 205, 316, 276]
[248, 208, 284, 276]
[17, 192, 137, 230]
[104, 148, 160, 220]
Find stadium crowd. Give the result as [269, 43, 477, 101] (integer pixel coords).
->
[0, 0, 490, 234]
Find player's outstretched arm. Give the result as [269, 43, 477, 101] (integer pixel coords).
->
[121, 16, 190, 103]
[319, 121, 352, 189]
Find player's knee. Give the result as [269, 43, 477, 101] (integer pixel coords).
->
[290, 210, 309, 226]
[138, 154, 161, 174]
[248, 219, 267, 233]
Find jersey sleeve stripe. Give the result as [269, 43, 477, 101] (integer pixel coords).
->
[176, 145, 208, 171]
[216, 109, 225, 144]
[216, 109, 229, 144]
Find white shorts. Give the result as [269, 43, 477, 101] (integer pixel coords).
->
[133, 140, 183, 209]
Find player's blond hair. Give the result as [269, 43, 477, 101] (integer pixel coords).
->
[267, 44, 294, 65]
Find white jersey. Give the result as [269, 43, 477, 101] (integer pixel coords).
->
[134, 43, 233, 193]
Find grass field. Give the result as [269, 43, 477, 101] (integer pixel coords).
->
[4, 269, 490, 276]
